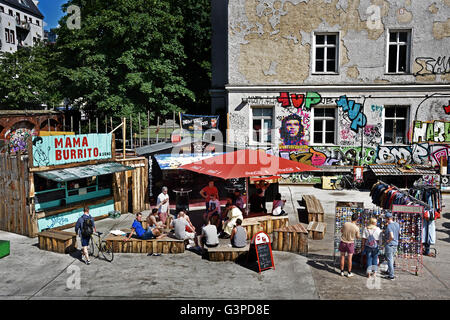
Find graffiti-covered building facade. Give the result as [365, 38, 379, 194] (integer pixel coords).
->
[211, 0, 450, 182]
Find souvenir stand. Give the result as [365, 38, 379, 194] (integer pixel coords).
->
[334, 182, 427, 275]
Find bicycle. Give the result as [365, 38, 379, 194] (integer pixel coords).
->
[332, 173, 363, 190]
[88, 231, 114, 262]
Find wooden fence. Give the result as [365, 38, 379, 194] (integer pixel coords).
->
[0, 153, 33, 237]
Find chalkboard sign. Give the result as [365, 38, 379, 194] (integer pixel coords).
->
[252, 231, 275, 273]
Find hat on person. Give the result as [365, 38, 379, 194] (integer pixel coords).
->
[385, 212, 393, 218]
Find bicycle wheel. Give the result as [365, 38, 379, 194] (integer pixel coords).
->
[335, 179, 344, 190]
[100, 241, 114, 262]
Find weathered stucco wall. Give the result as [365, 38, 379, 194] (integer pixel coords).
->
[228, 0, 450, 85]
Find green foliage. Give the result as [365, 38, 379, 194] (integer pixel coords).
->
[55, 0, 210, 121]
[0, 44, 62, 109]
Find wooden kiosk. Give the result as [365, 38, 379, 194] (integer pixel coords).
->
[0, 133, 150, 238]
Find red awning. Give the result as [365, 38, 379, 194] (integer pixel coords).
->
[179, 149, 319, 180]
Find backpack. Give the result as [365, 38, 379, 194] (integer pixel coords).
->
[81, 217, 94, 238]
[366, 228, 378, 248]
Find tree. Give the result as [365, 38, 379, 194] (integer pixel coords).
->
[55, 0, 199, 122]
[0, 44, 62, 109]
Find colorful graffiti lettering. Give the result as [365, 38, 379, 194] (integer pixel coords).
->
[444, 101, 450, 115]
[336, 96, 367, 133]
[277, 92, 322, 111]
[412, 121, 450, 143]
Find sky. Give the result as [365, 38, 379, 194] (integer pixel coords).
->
[38, 0, 68, 30]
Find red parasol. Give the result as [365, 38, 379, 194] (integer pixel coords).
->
[179, 149, 319, 180]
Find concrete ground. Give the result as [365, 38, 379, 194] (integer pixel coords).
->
[0, 185, 449, 300]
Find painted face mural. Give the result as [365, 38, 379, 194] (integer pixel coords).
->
[280, 114, 305, 145]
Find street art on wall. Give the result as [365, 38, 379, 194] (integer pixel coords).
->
[277, 92, 322, 112]
[413, 120, 450, 143]
[443, 101, 450, 115]
[336, 95, 367, 133]
[414, 56, 450, 77]
[279, 113, 307, 146]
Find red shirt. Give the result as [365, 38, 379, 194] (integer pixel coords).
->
[201, 186, 218, 202]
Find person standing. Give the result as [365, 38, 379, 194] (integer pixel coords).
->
[157, 186, 170, 228]
[200, 181, 219, 212]
[75, 206, 96, 265]
[339, 213, 360, 277]
[383, 212, 400, 280]
[361, 217, 382, 278]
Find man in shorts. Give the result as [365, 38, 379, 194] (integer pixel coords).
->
[171, 211, 199, 249]
[124, 212, 163, 241]
[339, 213, 360, 277]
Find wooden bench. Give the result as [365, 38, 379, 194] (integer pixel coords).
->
[206, 244, 250, 262]
[307, 221, 327, 240]
[38, 230, 77, 254]
[105, 234, 185, 254]
[302, 195, 324, 222]
[242, 215, 289, 240]
[272, 224, 308, 254]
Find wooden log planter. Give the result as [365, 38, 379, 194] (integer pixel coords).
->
[105, 234, 185, 254]
[272, 224, 308, 254]
[302, 195, 325, 223]
[242, 215, 289, 240]
[307, 221, 327, 240]
[206, 244, 250, 262]
[38, 230, 77, 254]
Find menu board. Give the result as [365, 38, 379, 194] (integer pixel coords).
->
[253, 231, 275, 273]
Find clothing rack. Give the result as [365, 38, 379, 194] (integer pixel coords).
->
[377, 179, 431, 210]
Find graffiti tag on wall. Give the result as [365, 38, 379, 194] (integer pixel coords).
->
[412, 121, 450, 143]
[443, 101, 450, 115]
[277, 92, 322, 112]
[336, 96, 367, 133]
[414, 56, 450, 76]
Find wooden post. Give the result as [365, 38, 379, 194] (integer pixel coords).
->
[138, 114, 142, 147]
[110, 117, 113, 133]
[156, 116, 160, 143]
[227, 113, 230, 144]
[105, 115, 107, 133]
[79, 120, 81, 134]
[122, 118, 126, 159]
[70, 116, 73, 132]
[96, 117, 98, 134]
[130, 116, 133, 151]
[147, 111, 150, 145]
[88, 118, 91, 133]
[164, 117, 167, 141]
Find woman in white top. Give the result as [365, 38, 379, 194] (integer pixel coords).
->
[272, 193, 287, 216]
[361, 217, 382, 278]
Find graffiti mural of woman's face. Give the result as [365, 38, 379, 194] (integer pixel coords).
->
[286, 119, 301, 137]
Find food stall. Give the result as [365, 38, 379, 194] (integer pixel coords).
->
[0, 133, 150, 237]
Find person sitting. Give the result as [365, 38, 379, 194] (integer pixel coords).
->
[199, 217, 219, 250]
[231, 189, 245, 211]
[147, 208, 164, 228]
[204, 193, 221, 225]
[272, 193, 287, 216]
[230, 219, 247, 248]
[249, 188, 267, 214]
[171, 211, 199, 248]
[221, 205, 244, 239]
[124, 212, 164, 241]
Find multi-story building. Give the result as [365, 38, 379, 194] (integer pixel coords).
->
[0, 0, 44, 53]
[212, 0, 450, 184]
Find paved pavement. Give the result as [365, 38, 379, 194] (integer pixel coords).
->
[0, 185, 449, 300]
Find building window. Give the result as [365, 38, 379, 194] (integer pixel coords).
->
[5, 29, 10, 43]
[36, 20, 40, 26]
[384, 106, 408, 144]
[313, 107, 336, 144]
[251, 107, 273, 144]
[9, 30, 15, 44]
[313, 33, 339, 73]
[0, 6, 4, 13]
[9, 9, 13, 16]
[387, 30, 411, 73]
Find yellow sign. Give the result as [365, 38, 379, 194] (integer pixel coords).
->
[39, 131, 75, 136]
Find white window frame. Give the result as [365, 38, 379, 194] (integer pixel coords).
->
[312, 32, 339, 74]
[311, 106, 337, 145]
[386, 29, 411, 74]
[249, 106, 274, 146]
[383, 105, 409, 145]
